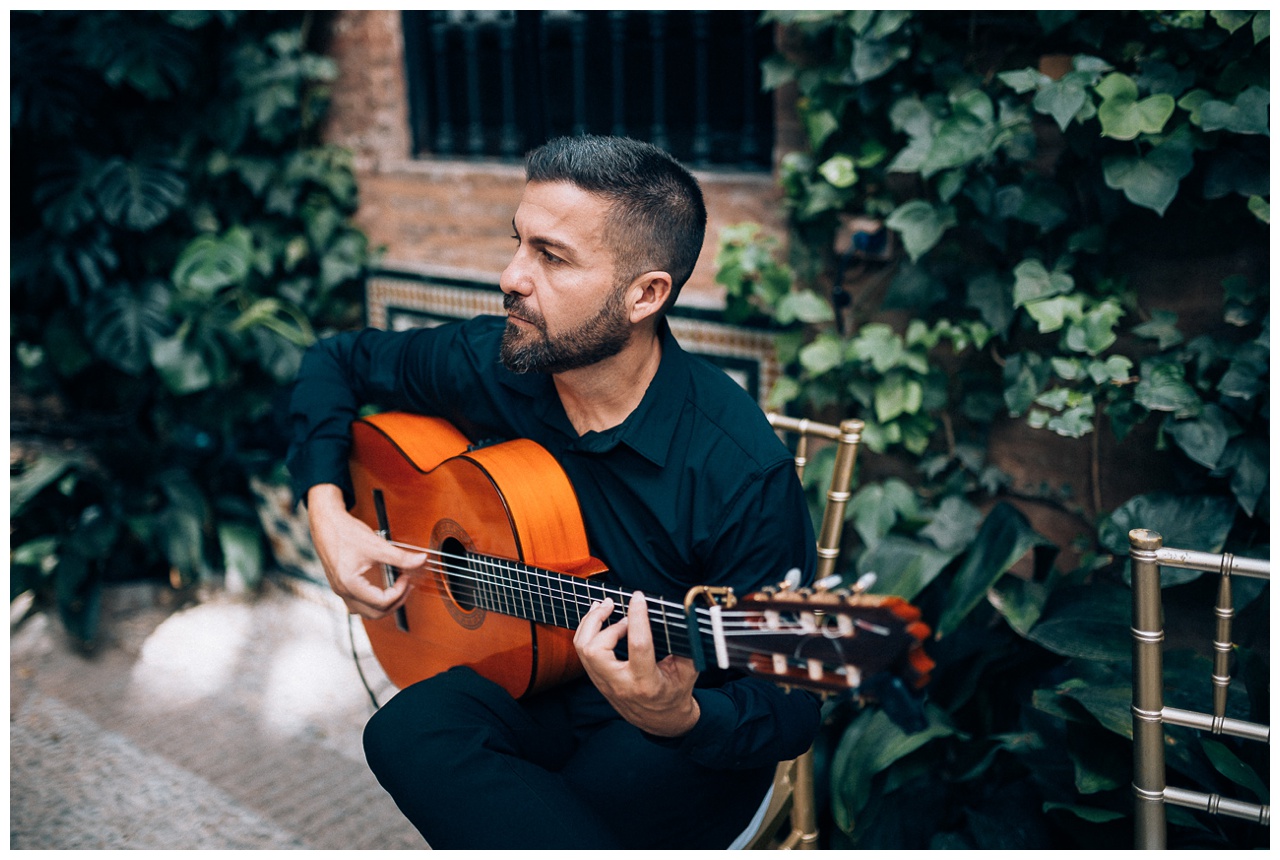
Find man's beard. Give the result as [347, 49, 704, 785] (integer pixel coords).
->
[500, 287, 632, 374]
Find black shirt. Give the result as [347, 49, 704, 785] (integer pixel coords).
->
[286, 315, 820, 769]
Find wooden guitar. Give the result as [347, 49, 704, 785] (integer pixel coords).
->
[348, 412, 933, 700]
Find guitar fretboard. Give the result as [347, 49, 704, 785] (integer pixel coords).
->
[451, 552, 696, 661]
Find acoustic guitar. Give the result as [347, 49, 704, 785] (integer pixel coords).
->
[348, 411, 933, 702]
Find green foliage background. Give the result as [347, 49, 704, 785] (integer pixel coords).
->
[716, 11, 1269, 849]
[10, 11, 370, 644]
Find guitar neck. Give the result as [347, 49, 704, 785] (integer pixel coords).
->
[456, 552, 697, 662]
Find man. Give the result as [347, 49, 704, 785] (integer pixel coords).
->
[286, 135, 819, 849]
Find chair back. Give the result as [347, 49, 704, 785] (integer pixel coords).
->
[766, 413, 864, 581]
[1129, 528, 1270, 848]
[739, 413, 864, 851]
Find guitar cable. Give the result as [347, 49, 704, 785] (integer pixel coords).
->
[349, 613, 385, 710]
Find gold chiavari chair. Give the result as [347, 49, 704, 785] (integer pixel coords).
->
[1129, 528, 1270, 849]
[736, 414, 864, 850]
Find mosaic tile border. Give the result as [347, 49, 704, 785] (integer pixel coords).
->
[366, 271, 780, 406]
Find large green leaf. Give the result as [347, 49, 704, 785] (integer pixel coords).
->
[830, 705, 955, 836]
[1097, 492, 1238, 557]
[937, 503, 1052, 638]
[1133, 357, 1201, 417]
[1025, 583, 1132, 662]
[83, 281, 174, 375]
[858, 534, 960, 602]
[172, 227, 255, 297]
[92, 157, 187, 232]
[1202, 739, 1269, 802]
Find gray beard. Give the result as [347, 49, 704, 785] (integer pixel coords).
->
[499, 290, 631, 374]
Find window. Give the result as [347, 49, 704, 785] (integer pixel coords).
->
[402, 11, 775, 170]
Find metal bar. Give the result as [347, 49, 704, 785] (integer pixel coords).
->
[649, 12, 668, 151]
[497, 12, 519, 158]
[1130, 528, 1168, 850]
[1212, 569, 1234, 717]
[739, 10, 759, 165]
[431, 14, 455, 154]
[570, 12, 587, 135]
[691, 11, 710, 164]
[1155, 547, 1271, 579]
[1162, 706, 1270, 743]
[610, 12, 627, 136]
[463, 14, 484, 155]
[1163, 786, 1269, 825]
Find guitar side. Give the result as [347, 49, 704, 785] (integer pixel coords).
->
[349, 413, 606, 698]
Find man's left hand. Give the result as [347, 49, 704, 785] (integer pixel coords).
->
[574, 591, 700, 737]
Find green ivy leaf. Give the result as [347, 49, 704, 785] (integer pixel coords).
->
[1131, 309, 1183, 349]
[776, 290, 834, 325]
[150, 331, 214, 395]
[885, 200, 956, 261]
[818, 154, 859, 189]
[848, 323, 904, 372]
[1248, 195, 1269, 223]
[1095, 73, 1175, 140]
[938, 502, 1052, 638]
[874, 372, 923, 423]
[798, 333, 844, 376]
[1063, 298, 1124, 355]
[1033, 73, 1092, 131]
[1163, 403, 1230, 469]
[1196, 85, 1270, 135]
[1012, 258, 1074, 307]
[1133, 358, 1201, 417]
[1102, 127, 1196, 215]
[850, 36, 909, 83]
[1025, 294, 1084, 333]
[1219, 436, 1268, 517]
[848, 479, 919, 548]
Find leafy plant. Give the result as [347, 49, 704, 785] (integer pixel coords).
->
[720, 10, 1269, 849]
[11, 11, 370, 646]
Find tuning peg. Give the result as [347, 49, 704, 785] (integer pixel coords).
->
[777, 567, 803, 591]
[852, 572, 877, 593]
[814, 574, 842, 592]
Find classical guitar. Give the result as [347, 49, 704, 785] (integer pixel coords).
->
[348, 412, 933, 701]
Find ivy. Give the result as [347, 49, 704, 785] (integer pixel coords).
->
[719, 10, 1268, 850]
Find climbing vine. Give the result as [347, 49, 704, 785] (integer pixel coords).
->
[716, 10, 1269, 849]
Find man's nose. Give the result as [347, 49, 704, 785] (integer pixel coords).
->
[500, 251, 532, 296]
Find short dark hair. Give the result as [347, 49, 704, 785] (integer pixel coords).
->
[525, 135, 707, 309]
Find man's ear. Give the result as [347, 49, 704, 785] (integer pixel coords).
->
[627, 271, 673, 324]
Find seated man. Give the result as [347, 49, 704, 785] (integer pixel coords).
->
[285, 134, 820, 849]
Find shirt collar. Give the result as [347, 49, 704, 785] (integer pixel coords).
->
[496, 320, 690, 467]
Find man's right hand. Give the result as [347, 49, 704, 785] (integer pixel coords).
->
[305, 483, 428, 619]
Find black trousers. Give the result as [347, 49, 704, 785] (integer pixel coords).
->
[363, 666, 774, 849]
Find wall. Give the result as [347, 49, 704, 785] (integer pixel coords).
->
[321, 10, 791, 311]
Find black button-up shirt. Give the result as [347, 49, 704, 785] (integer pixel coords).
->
[286, 315, 820, 769]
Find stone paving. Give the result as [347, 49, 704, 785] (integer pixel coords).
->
[10, 578, 426, 850]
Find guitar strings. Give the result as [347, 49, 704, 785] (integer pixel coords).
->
[373, 542, 876, 669]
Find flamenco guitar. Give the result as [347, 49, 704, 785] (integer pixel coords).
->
[348, 412, 933, 701]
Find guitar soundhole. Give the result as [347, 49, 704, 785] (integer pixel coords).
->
[440, 536, 480, 612]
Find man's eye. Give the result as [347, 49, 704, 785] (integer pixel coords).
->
[542, 250, 563, 264]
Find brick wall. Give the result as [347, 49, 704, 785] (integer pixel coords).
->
[321, 10, 790, 310]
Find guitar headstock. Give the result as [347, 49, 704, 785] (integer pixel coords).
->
[733, 585, 934, 704]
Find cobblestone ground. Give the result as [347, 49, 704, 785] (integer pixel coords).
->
[10, 578, 425, 850]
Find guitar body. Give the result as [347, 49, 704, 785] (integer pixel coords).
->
[349, 412, 606, 698]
